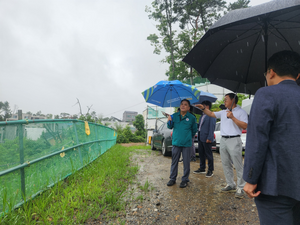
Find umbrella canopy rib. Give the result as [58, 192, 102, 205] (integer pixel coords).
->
[244, 29, 263, 87]
[162, 85, 172, 108]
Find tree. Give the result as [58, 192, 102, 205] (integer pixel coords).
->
[146, 0, 178, 78]
[60, 112, 70, 119]
[36, 111, 43, 116]
[172, 0, 226, 84]
[133, 115, 146, 137]
[79, 114, 95, 123]
[146, 0, 227, 84]
[71, 114, 78, 119]
[146, 0, 250, 84]
[0, 101, 12, 121]
[227, 0, 250, 11]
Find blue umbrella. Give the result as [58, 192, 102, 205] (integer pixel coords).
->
[142, 80, 200, 107]
[194, 91, 217, 104]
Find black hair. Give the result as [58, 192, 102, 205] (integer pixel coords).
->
[225, 93, 238, 104]
[268, 50, 300, 79]
[189, 107, 196, 117]
[201, 101, 212, 109]
[180, 99, 191, 107]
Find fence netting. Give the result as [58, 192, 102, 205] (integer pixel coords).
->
[0, 120, 116, 215]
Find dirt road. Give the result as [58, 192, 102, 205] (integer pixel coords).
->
[124, 148, 259, 225]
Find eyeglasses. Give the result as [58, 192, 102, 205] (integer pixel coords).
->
[264, 69, 274, 78]
[263, 72, 267, 77]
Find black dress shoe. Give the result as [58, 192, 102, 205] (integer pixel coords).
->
[167, 180, 176, 186]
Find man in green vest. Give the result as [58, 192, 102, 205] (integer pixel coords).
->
[166, 99, 197, 188]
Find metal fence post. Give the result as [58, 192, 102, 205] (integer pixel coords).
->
[94, 124, 99, 155]
[73, 121, 83, 165]
[18, 110, 25, 200]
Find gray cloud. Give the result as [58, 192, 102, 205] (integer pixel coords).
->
[0, 0, 269, 119]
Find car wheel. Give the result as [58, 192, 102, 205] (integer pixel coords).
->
[161, 140, 169, 156]
[151, 139, 156, 150]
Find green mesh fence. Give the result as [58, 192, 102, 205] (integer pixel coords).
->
[0, 119, 116, 215]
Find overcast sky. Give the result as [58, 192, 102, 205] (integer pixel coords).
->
[0, 0, 270, 119]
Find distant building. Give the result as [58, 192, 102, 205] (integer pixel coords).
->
[7, 114, 47, 121]
[123, 111, 138, 122]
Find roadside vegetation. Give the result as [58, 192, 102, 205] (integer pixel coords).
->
[114, 115, 146, 144]
[0, 144, 151, 224]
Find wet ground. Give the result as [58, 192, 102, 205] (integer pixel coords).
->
[123, 147, 259, 225]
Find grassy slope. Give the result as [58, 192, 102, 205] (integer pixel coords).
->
[1, 144, 151, 224]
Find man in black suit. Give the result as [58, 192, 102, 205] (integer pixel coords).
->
[243, 50, 300, 224]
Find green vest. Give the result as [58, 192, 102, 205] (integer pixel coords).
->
[167, 112, 197, 147]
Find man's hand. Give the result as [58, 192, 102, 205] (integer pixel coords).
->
[206, 139, 212, 143]
[243, 182, 261, 198]
[168, 115, 172, 121]
[195, 104, 204, 109]
[226, 110, 234, 119]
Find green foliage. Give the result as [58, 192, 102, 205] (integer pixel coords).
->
[116, 133, 129, 144]
[78, 113, 102, 125]
[0, 101, 12, 121]
[227, 0, 250, 11]
[237, 93, 249, 106]
[146, 0, 178, 78]
[146, 0, 251, 84]
[133, 115, 146, 137]
[114, 123, 145, 144]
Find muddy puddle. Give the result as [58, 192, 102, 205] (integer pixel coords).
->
[124, 148, 259, 225]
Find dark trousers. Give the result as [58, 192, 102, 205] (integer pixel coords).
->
[198, 136, 214, 171]
[255, 194, 300, 225]
[169, 146, 191, 182]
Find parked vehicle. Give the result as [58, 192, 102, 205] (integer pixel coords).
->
[151, 120, 198, 156]
[213, 122, 221, 152]
[151, 122, 172, 156]
[213, 122, 246, 152]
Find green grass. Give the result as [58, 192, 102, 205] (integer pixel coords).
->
[139, 179, 150, 193]
[0, 144, 150, 224]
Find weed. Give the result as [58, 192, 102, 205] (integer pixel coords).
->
[139, 179, 151, 193]
[135, 195, 144, 202]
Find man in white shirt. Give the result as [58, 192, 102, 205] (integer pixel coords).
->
[195, 93, 248, 198]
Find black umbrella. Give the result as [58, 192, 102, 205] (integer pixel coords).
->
[183, 0, 300, 94]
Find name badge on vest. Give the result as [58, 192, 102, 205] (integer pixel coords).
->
[186, 118, 189, 121]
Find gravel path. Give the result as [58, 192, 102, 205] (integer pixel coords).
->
[123, 148, 259, 225]
[87, 147, 260, 224]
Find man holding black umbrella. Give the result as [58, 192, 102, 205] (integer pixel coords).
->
[243, 50, 300, 224]
[195, 94, 248, 198]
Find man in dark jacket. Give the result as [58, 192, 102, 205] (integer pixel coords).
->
[243, 50, 300, 224]
[193, 101, 216, 177]
[166, 99, 197, 188]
